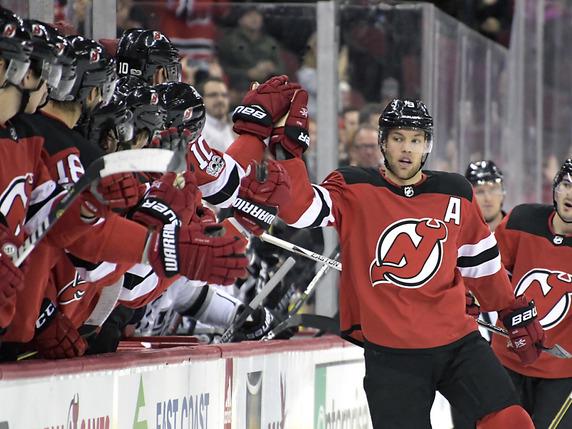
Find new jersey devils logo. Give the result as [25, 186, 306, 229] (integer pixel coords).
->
[58, 275, 88, 306]
[514, 269, 572, 330]
[370, 218, 448, 288]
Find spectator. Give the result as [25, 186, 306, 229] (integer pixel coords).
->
[197, 76, 236, 152]
[349, 124, 383, 168]
[216, 6, 286, 107]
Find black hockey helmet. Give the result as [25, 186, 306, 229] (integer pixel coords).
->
[0, 7, 33, 87]
[118, 76, 167, 141]
[465, 160, 504, 187]
[115, 29, 181, 83]
[378, 99, 433, 146]
[66, 35, 116, 106]
[22, 20, 62, 90]
[155, 81, 205, 142]
[553, 158, 572, 210]
[41, 23, 77, 101]
[76, 91, 134, 152]
[378, 98, 434, 171]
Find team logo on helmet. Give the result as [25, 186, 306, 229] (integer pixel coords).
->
[150, 92, 159, 105]
[89, 48, 100, 64]
[514, 269, 572, 330]
[31, 23, 43, 37]
[183, 107, 193, 122]
[153, 31, 162, 41]
[55, 42, 65, 57]
[370, 218, 448, 288]
[3, 23, 16, 38]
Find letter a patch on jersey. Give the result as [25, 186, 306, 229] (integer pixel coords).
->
[370, 218, 448, 288]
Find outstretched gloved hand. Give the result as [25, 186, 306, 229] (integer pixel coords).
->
[269, 89, 310, 159]
[146, 222, 249, 285]
[233, 159, 292, 236]
[232, 75, 301, 140]
[132, 171, 198, 228]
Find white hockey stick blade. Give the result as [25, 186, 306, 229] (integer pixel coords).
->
[476, 318, 572, 359]
[77, 276, 124, 337]
[259, 232, 342, 271]
[12, 148, 186, 267]
[219, 256, 296, 343]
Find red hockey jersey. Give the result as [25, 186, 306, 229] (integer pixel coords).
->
[491, 204, 572, 378]
[279, 159, 517, 349]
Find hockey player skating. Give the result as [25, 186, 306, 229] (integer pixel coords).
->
[489, 158, 572, 428]
[273, 97, 544, 428]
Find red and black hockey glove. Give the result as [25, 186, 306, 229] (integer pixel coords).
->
[132, 171, 198, 228]
[499, 296, 546, 366]
[151, 127, 193, 151]
[0, 221, 25, 329]
[269, 89, 310, 159]
[191, 201, 217, 225]
[233, 159, 292, 236]
[29, 299, 87, 359]
[146, 222, 249, 285]
[465, 293, 480, 319]
[83, 172, 146, 217]
[232, 75, 301, 140]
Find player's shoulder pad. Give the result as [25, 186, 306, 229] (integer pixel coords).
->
[335, 165, 385, 186]
[505, 204, 554, 236]
[421, 170, 474, 200]
[9, 113, 44, 140]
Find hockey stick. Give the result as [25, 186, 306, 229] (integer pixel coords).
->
[263, 247, 340, 340]
[549, 389, 572, 429]
[219, 256, 296, 343]
[476, 318, 572, 359]
[259, 232, 342, 271]
[10, 148, 186, 267]
[76, 276, 125, 337]
[268, 313, 340, 338]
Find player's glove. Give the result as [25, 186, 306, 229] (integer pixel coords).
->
[268, 89, 310, 159]
[150, 127, 193, 151]
[83, 173, 146, 216]
[465, 293, 480, 319]
[232, 75, 301, 140]
[233, 159, 292, 236]
[232, 306, 276, 342]
[29, 300, 87, 359]
[131, 171, 198, 228]
[499, 296, 546, 366]
[0, 221, 25, 329]
[191, 202, 217, 225]
[145, 222, 249, 285]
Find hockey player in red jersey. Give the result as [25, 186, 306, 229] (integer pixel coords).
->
[490, 158, 572, 427]
[0, 8, 122, 353]
[273, 97, 543, 428]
